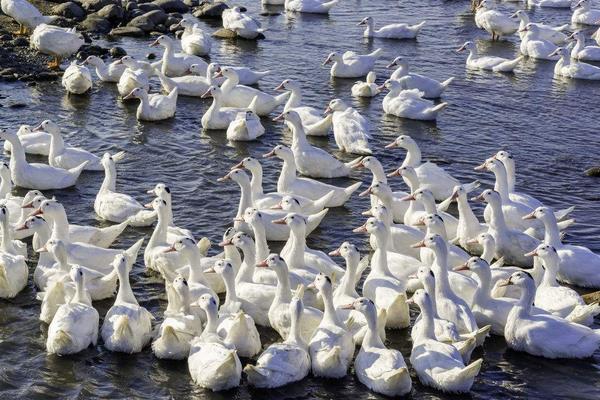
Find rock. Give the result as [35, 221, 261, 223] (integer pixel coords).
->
[52, 2, 86, 21]
[109, 46, 127, 57]
[108, 26, 146, 37]
[146, 52, 157, 59]
[584, 167, 600, 177]
[49, 16, 74, 27]
[128, 9, 144, 18]
[138, 2, 161, 12]
[582, 291, 600, 304]
[153, 0, 188, 13]
[212, 27, 236, 38]
[125, 1, 138, 11]
[8, 103, 27, 109]
[79, 0, 117, 12]
[0, 34, 12, 41]
[11, 37, 29, 47]
[183, 0, 198, 6]
[0, 68, 17, 77]
[96, 4, 124, 22]
[165, 15, 180, 27]
[79, 15, 113, 33]
[192, 1, 228, 19]
[127, 9, 167, 31]
[77, 44, 110, 59]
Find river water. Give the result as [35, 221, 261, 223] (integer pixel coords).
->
[0, 0, 599, 398]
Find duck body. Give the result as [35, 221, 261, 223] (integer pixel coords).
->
[458, 41, 522, 72]
[222, 7, 264, 39]
[220, 73, 288, 116]
[571, 32, 600, 61]
[388, 58, 454, 98]
[280, 80, 332, 135]
[61, 63, 92, 94]
[125, 87, 178, 121]
[3, 125, 50, 155]
[328, 100, 372, 155]
[572, 1, 600, 25]
[475, 2, 518, 39]
[553, 48, 600, 80]
[201, 86, 248, 130]
[326, 49, 383, 78]
[226, 111, 265, 141]
[40, 121, 102, 171]
[30, 24, 84, 64]
[1, 0, 56, 32]
[189, 339, 242, 390]
[520, 29, 559, 60]
[117, 68, 149, 97]
[361, 17, 425, 39]
[383, 87, 447, 121]
[84, 56, 126, 83]
[0, 252, 27, 298]
[180, 23, 212, 56]
[285, 0, 338, 13]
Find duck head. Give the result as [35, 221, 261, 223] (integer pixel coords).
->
[150, 35, 173, 48]
[456, 41, 475, 53]
[147, 183, 171, 201]
[323, 52, 342, 66]
[262, 144, 293, 161]
[271, 195, 301, 212]
[325, 98, 348, 114]
[123, 87, 147, 101]
[328, 241, 359, 261]
[217, 168, 250, 186]
[32, 120, 59, 135]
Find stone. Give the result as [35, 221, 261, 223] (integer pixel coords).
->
[96, 4, 124, 22]
[52, 2, 86, 21]
[152, 0, 188, 13]
[0, 34, 12, 41]
[583, 290, 600, 304]
[79, 15, 113, 33]
[127, 9, 167, 31]
[108, 26, 146, 37]
[128, 9, 144, 18]
[109, 46, 127, 57]
[584, 167, 600, 177]
[165, 15, 180, 27]
[183, 0, 198, 6]
[11, 37, 29, 47]
[79, 0, 116, 12]
[138, 2, 161, 12]
[0, 68, 17, 76]
[125, 1, 138, 11]
[77, 44, 110, 59]
[146, 52, 157, 59]
[212, 27, 236, 38]
[192, 1, 228, 19]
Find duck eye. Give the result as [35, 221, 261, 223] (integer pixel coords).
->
[79, 270, 83, 276]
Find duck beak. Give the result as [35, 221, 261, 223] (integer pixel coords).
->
[510, 11, 518, 18]
[36, 245, 48, 253]
[400, 194, 416, 202]
[31, 208, 43, 216]
[453, 263, 469, 272]
[274, 82, 285, 91]
[163, 245, 177, 253]
[218, 238, 233, 247]
[470, 194, 485, 202]
[358, 186, 372, 197]
[340, 303, 355, 309]
[522, 212, 536, 220]
[518, 28, 527, 33]
[324, 106, 332, 115]
[217, 172, 231, 182]
[146, 188, 156, 195]
[456, 45, 466, 52]
[306, 282, 316, 290]
[411, 240, 426, 249]
[21, 201, 34, 209]
[143, 202, 153, 209]
[474, 162, 487, 171]
[384, 141, 398, 149]
[450, 191, 459, 201]
[406, 296, 415, 305]
[262, 149, 276, 158]
[353, 223, 368, 234]
[524, 249, 538, 257]
[123, 92, 134, 100]
[497, 278, 512, 287]
[272, 218, 286, 225]
[114, 59, 122, 65]
[200, 89, 212, 99]
[466, 238, 479, 245]
[386, 168, 401, 177]
[328, 248, 341, 257]
[350, 159, 365, 170]
[361, 209, 373, 216]
[231, 160, 244, 170]
[233, 217, 244, 222]
[32, 123, 44, 132]
[376, 84, 386, 91]
[272, 112, 285, 122]
[323, 55, 333, 66]
[385, 62, 396, 69]
[15, 223, 28, 231]
[214, 70, 223, 78]
[270, 202, 283, 210]
[149, 39, 160, 47]
[256, 259, 269, 268]
[204, 267, 216, 273]
[414, 217, 425, 227]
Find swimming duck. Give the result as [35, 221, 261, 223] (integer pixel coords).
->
[0, 206, 27, 298]
[527, 0, 571, 7]
[154, 66, 212, 98]
[152, 276, 203, 360]
[519, 24, 559, 60]
[285, 0, 339, 14]
[245, 296, 310, 388]
[569, 30, 600, 61]
[367, 204, 423, 262]
[210, 62, 270, 85]
[123, 86, 178, 121]
[380, 79, 448, 121]
[456, 41, 523, 72]
[226, 110, 265, 141]
[150, 35, 207, 77]
[386, 57, 454, 98]
[351, 71, 380, 97]
[101, 255, 153, 353]
[343, 297, 412, 396]
[30, 24, 84, 69]
[3, 124, 50, 155]
[274, 110, 360, 178]
[264, 145, 362, 206]
[221, 6, 265, 39]
[409, 290, 483, 393]
[0, 163, 28, 224]
[308, 273, 354, 378]
[323, 48, 383, 78]
[325, 99, 372, 155]
[147, 183, 194, 242]
[61, 62, 92, 94]
[277, 79, 332, 136]
[0, 129, 87, 190]
[358, 16, 425, 39]
[571, 0, 600, 25]
[34, 120, 102, 171]
[385, 135, 461, 201]
[475, 0, 519, 40]
[174, 14, 212, 56]
[188, 294, 242, 391]
[501, 271, 600, 358]
[352, 156, 401, 209]
[1, 0, 57, 34]
[94, 152, 156, 227]
[201, 86, 249, 130]
[359, 181, 409, 224]
[116, 57, 150, 98]
[46, 266, 99, 355]
[84, 56, 126, 83]
[550, 46, 600, 80]
[443, 185, 487, 252]
[512, 10, 568, 45]
[594, 27, 600, 45]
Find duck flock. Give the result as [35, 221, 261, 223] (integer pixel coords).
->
[1, 0, 600, 396]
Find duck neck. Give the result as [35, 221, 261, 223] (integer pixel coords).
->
[391, 63, 408, 80]
[287, 306, 304, 346]
[287, 119, 310, 150]
[235, 245, 256, 284]
[137, 92, 150, 115]
[368, 161, 387, 185]
[402, 173, 420, 193]
[100, 162, 117, 193]
[274, 266, 292, 305]
[220, 75, 238, 95]
[203, 304, 219, 335]
[179, 290, 191, 315]
[481, 241, 494, 264]
[148, 209, 169, 247]
[422, 278, 440, 318]
[33, 223, 51, 252]
[540, 256, 559, 288]
[221, 271, 239, 308]
[513, 280, 535, 318]
[503, 158, 517, 193]
[73, 276, 89, 305]
[187, 247, 208, 286]
[161, 43, 174, 68]
[363, 20, 374, 37]
[284, 87, 302, 111]
[0, 174, 12, 198]
[573, 36, 585, 56]
[48, 212, 70, 242]
[116, 269, 138, 305]
[6, 135, 26, 168]
[48, 132, 65, 161]
[235, 180, 252, 220]
[457, 194, 481, 238]
[487, 198, 508, 232]
[473, 268, 492, 306]
[287, 225, 306, 270]
[401, 144, 421, 168]
[248, 167, 264, 202]
[372, 232, 393, 277]
[321, 284, 343, 327]
[0, 217, 13, 252]
[251, 222, 269, 262]
[492, 166, 511, 202]
[362, 305, 385, 349]
[277, 157, 297, 193]
[540, 214, 561, 247]
[416, 297, 437, 341]
[338, 256, 359, 297]
[431, 246, 453, 298]
[56, 250, 70, 273]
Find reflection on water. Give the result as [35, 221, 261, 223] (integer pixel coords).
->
[0, 0, 599, 398]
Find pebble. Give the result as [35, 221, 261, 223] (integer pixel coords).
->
[109, 46, 127, 58]
[584, 167, 600, 177]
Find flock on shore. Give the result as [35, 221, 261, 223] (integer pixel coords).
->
[1, 0, 600, 396]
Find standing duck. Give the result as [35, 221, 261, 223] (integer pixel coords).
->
[323, 49, 383, 78]
[351, 71, 380, 97]
[285, 0, 339, 14]
[358, 16, 425, 39]
[30, 24, 84, 69]
[174, 15, 212, 56]
[325, 99, 372, 155]
[475, 0, 519, 40]
[1, 0, 57, 34]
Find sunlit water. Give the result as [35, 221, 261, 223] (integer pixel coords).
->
[0, 0, 599, 398]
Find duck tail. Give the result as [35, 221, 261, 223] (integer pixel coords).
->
[68, 160, 90, 176]
[343, 181, 362, 197]
[493, 56, 523, 72]
[471, 325, 491, 347]
[454, 337, 476, 364]
[255, 70, 271, 77]
[456, 358, 483, 381]
[274, 91, 291, 106]
[429, 102, 448, 114]
[313, 190, 336, 212]
[113, 315, 132, 341]
[368, 48, 383, 59]
[197, 237, 211, 256]
[381, 366, 410, 385]
[555, 205, 575, 221]
[376, 307, 388, 340]
[216, 350, 238, 375]
[316, 345, 342, 369]
[168, 86, 178, 100]
[323, 0, 339, 9]
[95, 219, 130, 248]
[244, 364, 269, 385]
[155, 69, 177, 93]
[411, 21, 426, 32]
[557, 218, 575, 231]
[0, 265, 8, 291]
[565, 303, 600, 325]
[52, 329, 73, 350]
[355, 146, 373, 156]
[247, 95, 259, 113]
[344, 156, 364, 169]
[124, 238, 145, 266]
[554, 24, 570, 32]
[161, 325, 180, 343]
[441, 76, 455, 89]
[463, 180, 481, 194]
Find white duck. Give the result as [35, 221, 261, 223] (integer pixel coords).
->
[387, 57, 454, 98]
[188, 294, 242, 391]
[323, 49, 383, 78]
[210, 62, 270, 85]
[0, 206, 27, 298]
[418, 214, 469, 267]
[403, 189, 459, 238]
[30, 24, 84, 69]
[368, 203, 423, 262]
[34, 120, 102, 171]
[154, 66, 212, 98]
[385, 135, 461, 200]
[502, 271, 600, 358]
[325, 99, 372, 155]
[116, 56, 150, 97]
[275, 110, 360, 178]
[352, 155, 403, 209]
[343, 298, 412, 397]
[594, 27, 600, 45]
[201, 86, 249, 130]
[222, 6, 265, 39]
[0, 163, 28, 224]
[571, 0, 600, 26]
[308, 273, 354, 378]
[61, 62, 92, 95]
[285, 0, 339, 14]
[409, 289, 483, 393]
[244, 296, 310, 388]
[380, 79, 447, 121]
[226, 110, 265, 141]
[94, 152, 156, 226]
[512, 10, 568, 45]
[550, 46, 600, 80]
[456, 41, 523, 72]
[444, 185, 487, 252]
[524, 207, 600, 287]
[150, 35, 207, 77]
[147, 183, 194, 242]
[1, 0, 57, 34]
[359, 181, 409, 225]
[123, 86, 178, 121]
[175, 14, 212, 56]
[277, 79, 332, 136]
[354, 218, 410, 329]
[570, 30, 600, 61]
[264, 145, 362, 207]
[46, 266, 99, 355]
[475, 0, 519, 40]
[527, 0, 571, 7]
[101, 255, 153, 353]
[358, 16, 425, 39]
[351, 71, 380, 97]
[519, 24, 559, 60]
[84, 55, 126, 83]
[3, 124, 50, 155]
[0, 129, 87, 190]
